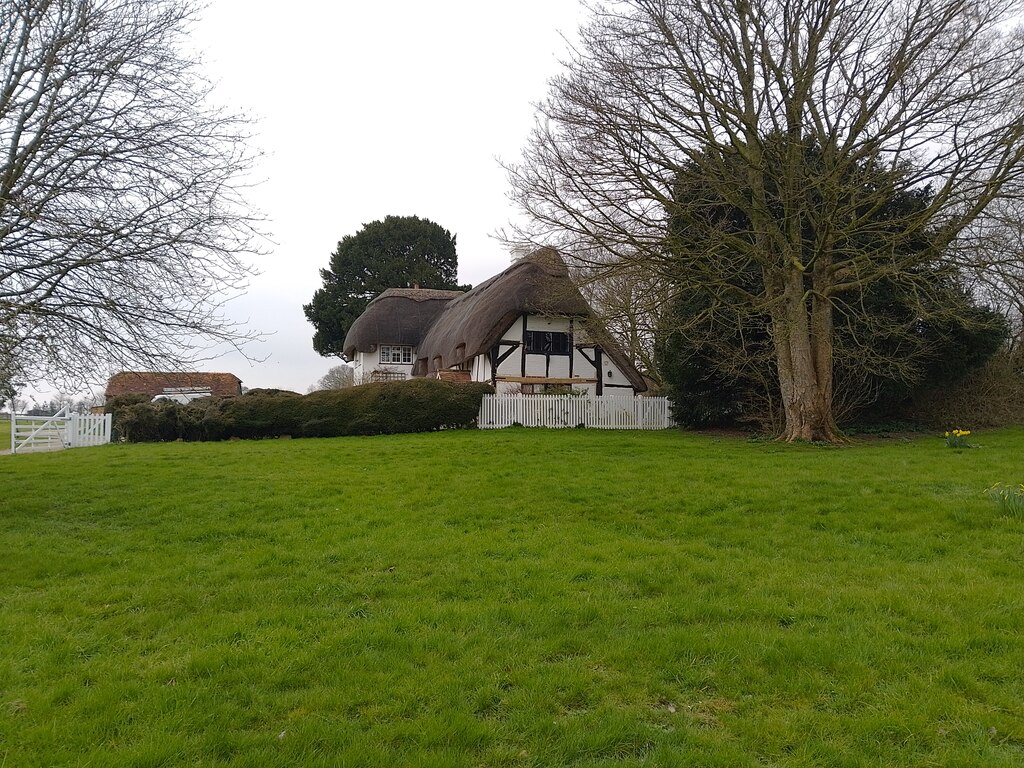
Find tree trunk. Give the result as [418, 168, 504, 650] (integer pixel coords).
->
[774, 270, 843, 442]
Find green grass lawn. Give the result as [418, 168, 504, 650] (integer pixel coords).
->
[1, 428, 1023, 767]
[0, 417, 9, 449]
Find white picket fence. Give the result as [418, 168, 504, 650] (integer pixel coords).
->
[478, 394, 674, 430]
[10, 407, 112, 454]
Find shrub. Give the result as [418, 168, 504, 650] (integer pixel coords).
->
[104, 393, 151, 410]
[176, 398, 231, 442]
[105, 394, 151, 442]
[112, 401, 179, 443]
[298, 379, 492, 437]
[904, 347, 1024, 428]
[221, 391, 303, 439]
[105, 379, 493, 442]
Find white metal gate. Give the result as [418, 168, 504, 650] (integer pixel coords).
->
[10, 407, 112, 454]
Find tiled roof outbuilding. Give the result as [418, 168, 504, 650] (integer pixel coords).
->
[104, 371, 242, 400]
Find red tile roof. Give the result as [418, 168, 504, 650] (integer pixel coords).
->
[104, 371, 242, 400]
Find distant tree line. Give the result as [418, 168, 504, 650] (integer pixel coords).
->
[19, 395, 102, 417]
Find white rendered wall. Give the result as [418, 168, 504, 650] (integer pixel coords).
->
[352, 349, 414, 382]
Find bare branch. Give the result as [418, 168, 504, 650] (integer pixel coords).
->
[0, 0, 264, 390]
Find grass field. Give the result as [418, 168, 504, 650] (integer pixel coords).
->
[1, 428, 1023, 766]
[0, 417, 9, 449]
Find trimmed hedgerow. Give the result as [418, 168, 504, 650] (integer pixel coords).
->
[105, 394, 163, 442]
[106, 379, 493, 442]
[299, 379, 493, 437]
[220, 390, 303, 439]
[109, 401, 179, 443]
[175, 397, 234, 442]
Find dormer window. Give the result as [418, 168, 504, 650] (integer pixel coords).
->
[379, 345, 413, 364]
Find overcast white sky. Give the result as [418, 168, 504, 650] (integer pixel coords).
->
[175, 0, 584, 394]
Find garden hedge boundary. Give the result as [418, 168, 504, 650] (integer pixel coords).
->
[106, 379, 494, 442]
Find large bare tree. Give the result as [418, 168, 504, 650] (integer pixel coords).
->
[1, 0, 262, 391]
[506, 0, 1024, 441]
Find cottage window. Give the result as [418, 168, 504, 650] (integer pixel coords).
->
[379, 345, 413, 364]
[525, 330, 570, 355]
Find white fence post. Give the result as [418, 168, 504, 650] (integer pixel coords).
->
[478, 394, 674, 430]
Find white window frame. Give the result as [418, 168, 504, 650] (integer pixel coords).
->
[379, 345, 413, 365]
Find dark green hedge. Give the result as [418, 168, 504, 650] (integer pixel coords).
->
[106, 379, 493, 442]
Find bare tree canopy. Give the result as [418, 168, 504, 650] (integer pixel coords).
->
[507, 0, 1024, 441]
[307, 364, 354, 393]
[1, 0, 262, 391]
[568, 249, 672, 378]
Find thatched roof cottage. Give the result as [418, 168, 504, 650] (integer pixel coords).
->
[343, 249, 646, 394]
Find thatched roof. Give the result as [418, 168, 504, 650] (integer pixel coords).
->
[414, 249, 647, 391]
[342, 288, 464, 359]
[105, 371, 242, 400]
